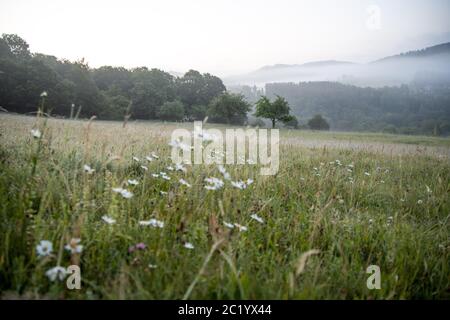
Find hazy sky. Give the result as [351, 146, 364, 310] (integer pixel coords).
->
[1, 0, 449, 76]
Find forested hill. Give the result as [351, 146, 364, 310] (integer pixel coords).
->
[373, 42, 450, 63]
[225, 43, 450, 87]
[0, 34, 226, 121]
[265, 82, 450, 135]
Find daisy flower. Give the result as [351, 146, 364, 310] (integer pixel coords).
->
[64, 238, 83, 254]
[250, 214, 264, 224]
[83, 164, 95, 174]
[121, 190, 133, 198]
[36, 240, 53, 258]
[31, 129, 42, 139]
[139, 219, 164, 228]
[45, 266, 67, 282]
[161, 173, 171, 181]
[179, 179, 191, 188]
[169, 140, 191, 151]
[127, 179, 139, 186]
[223, 222, 234, 229]
[234, 223, 248, 232]
[204, 177, 224, 190]
[175, 163, 187, 172]
[102, 215, 116, 225]
[217, 165, 231, 180]
[184, 242, 194, 250]
[167, 166, 174, 171]
[231, 178, 255, 190]
[231, 181, 246, 189]
[112, 187, 133, 199]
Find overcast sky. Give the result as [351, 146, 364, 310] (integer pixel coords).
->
[1, 0, 449, 76]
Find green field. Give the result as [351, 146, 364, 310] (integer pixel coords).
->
[0, 113, 449, 299]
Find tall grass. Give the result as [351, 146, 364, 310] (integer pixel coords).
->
[0, 113, 448, 299]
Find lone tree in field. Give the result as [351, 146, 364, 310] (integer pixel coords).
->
[254, 95, 294, 128]
[308, 114, 330, 130]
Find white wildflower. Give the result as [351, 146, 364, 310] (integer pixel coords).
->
[250, 214, 264, 224]
[169, 139, 192, 151]
[36, 240, 53, 258]
[146, 156, 153, 162]
[417, 199, 423, 204]
[204, 177, 224, 190]
[161, 173, 171, 181]
[45, 266, 67, 282]
[231, 179, 253, 190]
[175, 163, 187, 172]
[184, 242, 194, 249]
[179, 179, 191, 188]
[231, 181, 246, 189]
[140, 165, 148, 171]
[121, 190, 133, 198]
[40, 91, 48, 97]
[83, 164, 95, 174]
[217, 165, 231, 180]
[102, 215, 116, 225]
[64, 238, 83, 254]
[234, 223, 248, 232]
[127, 179, 139, 186]
[364, 172, 371, 176]
[112, 187, 133, 199]
[151, 153, 159, 159]
[132, 157, 140, 162]
[223, 222, 234, 229]
[139, 219, 164, 228]
[31, 129, 41, 139]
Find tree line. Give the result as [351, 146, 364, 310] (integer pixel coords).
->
[0, 34, 251, 124]
[265, 82, 450, 135]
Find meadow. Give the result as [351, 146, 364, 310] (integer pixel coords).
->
[0, 112, 449, 299]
